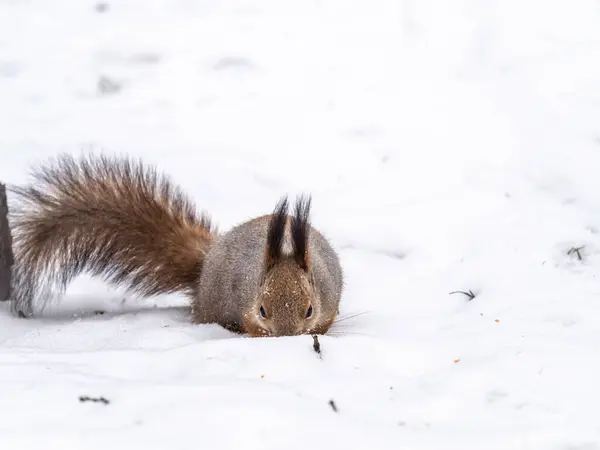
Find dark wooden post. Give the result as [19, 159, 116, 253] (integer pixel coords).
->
[0, 182, 14, 301]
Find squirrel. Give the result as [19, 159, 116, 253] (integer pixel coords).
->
[6, 153, 344, 337]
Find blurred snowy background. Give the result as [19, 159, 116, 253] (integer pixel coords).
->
[1, 1, 600, 449]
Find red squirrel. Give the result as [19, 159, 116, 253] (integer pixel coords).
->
[8, 153, 344, 337]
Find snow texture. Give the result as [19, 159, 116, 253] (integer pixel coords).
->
[1, 0, 600, 449]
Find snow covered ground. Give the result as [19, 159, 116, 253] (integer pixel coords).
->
[1, 0, 600, 448]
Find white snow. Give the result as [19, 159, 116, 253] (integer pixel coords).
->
[1, 0, 600, 448]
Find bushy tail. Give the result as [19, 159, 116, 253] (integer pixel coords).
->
[9, 153, 214, 317]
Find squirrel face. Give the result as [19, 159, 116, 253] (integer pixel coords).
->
[241, 196, 335, 338]
[245, 258, 321, 337]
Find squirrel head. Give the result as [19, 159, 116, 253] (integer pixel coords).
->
[243, 196, 333, 338]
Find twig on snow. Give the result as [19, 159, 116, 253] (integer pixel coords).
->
[449, 290, 476, 301]
[567, 246, 584, 261]
[79, 396, 110, 405]
[312, 335, 322, 358]
[328, 399, 338, 413]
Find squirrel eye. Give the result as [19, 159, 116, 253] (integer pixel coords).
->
[305, 304, 313, 319]
[259, 306, 267, 319]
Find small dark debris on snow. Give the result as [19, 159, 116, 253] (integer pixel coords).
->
[312, 335, 321, 357]
[567, 246, 584, 261]
[95, 2, 109, 13]
[97, 76, 121, 95]
[449, 289, 476, 301]
[79, 395, 110, 405]
[328, 399, 338, 413]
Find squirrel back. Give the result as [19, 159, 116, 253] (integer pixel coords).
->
[8, 153, 344, 336]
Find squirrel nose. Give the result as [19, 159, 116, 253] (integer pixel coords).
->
[272, 324, 304, 337]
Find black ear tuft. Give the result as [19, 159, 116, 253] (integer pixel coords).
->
[291, 194, 311, 271]
[265, 196, 288, 271]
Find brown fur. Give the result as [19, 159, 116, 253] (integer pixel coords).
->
[244, 258, 315, 337]
[9, 153, 214, 315]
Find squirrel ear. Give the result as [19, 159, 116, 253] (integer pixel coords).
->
[264, 196, 288, 272]
[290, 194, 311, 272]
